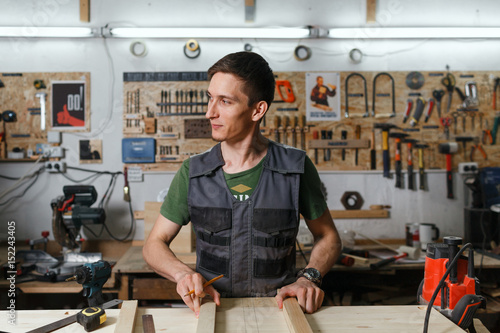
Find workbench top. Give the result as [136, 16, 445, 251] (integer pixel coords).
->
[2, 298, 466, 332]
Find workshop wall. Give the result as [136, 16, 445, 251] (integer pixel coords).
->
[1, 0, 499, 243]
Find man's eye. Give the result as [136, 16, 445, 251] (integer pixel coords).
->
[222, 99, 230, 105]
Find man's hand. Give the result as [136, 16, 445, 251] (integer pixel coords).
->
[275, 277, 324, 314]
[175, 271, 221, 318]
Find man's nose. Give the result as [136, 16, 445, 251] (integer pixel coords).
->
[205, 100, 217, 119]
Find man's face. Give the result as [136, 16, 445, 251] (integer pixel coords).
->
[317, 77, 323, 86]
[205, 72, 256, 143]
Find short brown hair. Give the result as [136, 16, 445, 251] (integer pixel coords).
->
[208, 51, 275, 107]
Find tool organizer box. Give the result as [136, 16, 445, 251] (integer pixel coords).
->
[0, 72, 90, 160]
[122, 70, 500, 172]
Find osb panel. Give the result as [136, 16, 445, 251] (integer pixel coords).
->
[123, 71, 500, 172]
[0, 72, 90, 159]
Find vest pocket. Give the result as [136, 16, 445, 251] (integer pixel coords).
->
[253, 255, 292, 278]
[199, 250, 229, 276]
[190, 206, 232, 233]
[253, 208, 298, 234]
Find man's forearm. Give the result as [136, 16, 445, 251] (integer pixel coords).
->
[306, 232, 342, 277]
[143, 239, 195, 283]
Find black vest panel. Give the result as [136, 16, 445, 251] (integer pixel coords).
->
[188, 142, 305, 297]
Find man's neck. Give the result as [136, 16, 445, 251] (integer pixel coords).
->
[221, 133, 269, 173]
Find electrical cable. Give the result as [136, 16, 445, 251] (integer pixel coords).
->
[0, 154, 45, 200]
[422, 243, 472, 333]
[0, 167, 43, 206]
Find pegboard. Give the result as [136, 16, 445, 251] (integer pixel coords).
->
[122, 70, 500, 173]
[0, 72, 91, 160]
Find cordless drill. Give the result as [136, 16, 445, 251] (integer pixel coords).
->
[67, 260, 111, 307]
[418, 236, 485, 331]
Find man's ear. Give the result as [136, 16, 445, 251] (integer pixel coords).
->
[252, 101, 268, 122]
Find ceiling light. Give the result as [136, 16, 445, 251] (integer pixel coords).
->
[108, 27, 312, 39]
[328, 27, 500, 39]
[0, 26, 95, 38]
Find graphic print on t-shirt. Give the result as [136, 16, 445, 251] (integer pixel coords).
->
[231, 183, 252, 201]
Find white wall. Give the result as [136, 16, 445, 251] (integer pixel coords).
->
[0, 0, 498, 243]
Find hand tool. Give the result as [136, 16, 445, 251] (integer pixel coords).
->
[404, 138, 417, 190]
[374, 123, 399, 178]
[451, 111, 459, 134]
[275, 80, 296, 103]
[370, 245, 420, 270]
[493, 77, 500, 110]
[418, 237, 485, 332]
[26, 299, 122, 333]
[184, 274, 224, 296]
[463, 81, 479, 108]
[292, 116, 298, 148]
[432, 89, 445, 118]
[423, 98, 435, 123]
[459, 111, 467, 132]
[341, 130, 347, 160]
[190, 90, 194, 113]
[482, 120, 493, 145]
[402, 99, 413, 123]
[35, 92, 47, 131]
[274, 116, 281, 143]
[455, 136, 473, 160]
[312, 130, 319, 164]
[454, 86, 466, 105]
[66, 260, 112, 306]
[345, 72, 368, 118]
[415, 143, 429, 190]
[409, 97, 426, 127]
[438, 142, 458, 199]
[160, 90, 164, 113]
[354, 125, 361, 165]
[300, 115, 307, 150]
[77, 305, 107, 332]
[372, 72, 395, 118]
[323, 130, 333, 161]
[390, 132, 409, 188]
[468, 111, 476, 130]
[492, 112, 500, 144]
[175, 91, 179, 112]
[470, 137, 487, 161]
[440, 117, 452, 140]
[283, 116, 290, 145]
[441, 72, 456, 114]
[370, 129, 376, 170]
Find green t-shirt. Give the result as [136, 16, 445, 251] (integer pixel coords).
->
[161, 154, 327, 225]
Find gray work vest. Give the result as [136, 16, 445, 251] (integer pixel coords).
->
[188, 141, 305, 297]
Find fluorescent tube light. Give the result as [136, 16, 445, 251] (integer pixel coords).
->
[0, 26, 94, 38]
[109, 27, 311, 39]
[328, 27, 500, 39]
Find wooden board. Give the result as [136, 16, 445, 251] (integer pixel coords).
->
[114, 300, 138, 333]
[283, 298, 313, 333]
[2, 298, 465, 332]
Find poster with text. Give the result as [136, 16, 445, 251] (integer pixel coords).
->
[305, 72, 341, 121]
[51, 81, 86, 130]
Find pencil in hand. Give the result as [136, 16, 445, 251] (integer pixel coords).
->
[184, 274, 224, 297]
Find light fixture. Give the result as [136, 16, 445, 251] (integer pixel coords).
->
[108, 27, 312, 39]
[0, 26, 95, 38]
[328, 27, 500, 39]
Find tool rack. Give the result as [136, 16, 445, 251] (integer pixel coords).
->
[122, 70, 500, 174]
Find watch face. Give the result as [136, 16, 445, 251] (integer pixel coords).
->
[305, 268, 321, 279]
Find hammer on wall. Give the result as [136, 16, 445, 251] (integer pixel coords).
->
[370, 245, 421, 270]
[438, 142, 458, 199]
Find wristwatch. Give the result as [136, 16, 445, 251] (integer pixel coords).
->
[296, 268, 322, 287]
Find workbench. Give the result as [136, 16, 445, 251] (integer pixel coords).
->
[111, 245, 500, 302]
[1, 298, 478, 332]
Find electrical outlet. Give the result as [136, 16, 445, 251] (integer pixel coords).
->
[45, 161, 66, 173]
[458, 162, 479, 175]
[47, 146, 64, 158]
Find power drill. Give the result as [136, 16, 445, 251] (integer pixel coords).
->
[417, 236, 485, 331]
[67, 260, 111, 307]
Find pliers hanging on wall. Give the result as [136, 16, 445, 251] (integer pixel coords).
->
[470, 137, 487, 161]
[482, 120, 493, 145]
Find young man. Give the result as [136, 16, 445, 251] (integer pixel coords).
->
[143, 52, 341, 317]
